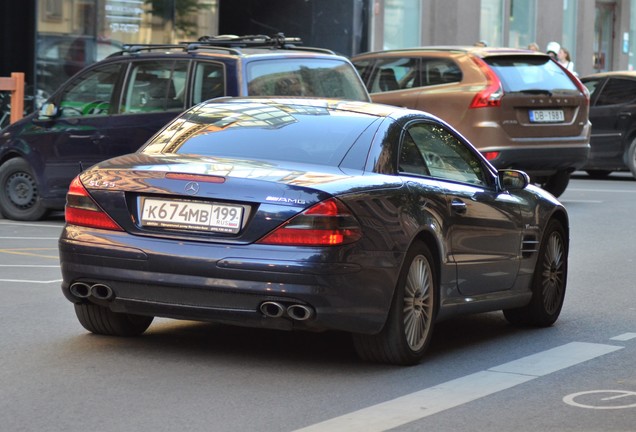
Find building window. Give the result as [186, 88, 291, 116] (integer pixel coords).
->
[560, 0, 577, 71]
[43, 0, 63, 22]
[509, 0, 536, 49]
[384, 0, 420, 49]
[480, 0, 503, 47]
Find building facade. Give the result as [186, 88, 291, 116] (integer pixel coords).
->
[0, 0, 635, 104]
[373, 0, 636, 77]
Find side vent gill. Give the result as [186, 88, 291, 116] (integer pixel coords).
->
[521, 235, 539, 258]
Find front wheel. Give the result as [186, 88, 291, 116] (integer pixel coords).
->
[0, 158, 48, 220]
[504, 219, 568, 327]
[74, 303, 153, 336]
[352, 241, 437, 365]
[538, 171, 570, 197]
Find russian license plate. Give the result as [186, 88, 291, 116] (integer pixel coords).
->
[140, 198, 243, 233]
[529, 109, 565, 123]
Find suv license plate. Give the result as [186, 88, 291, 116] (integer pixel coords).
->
[141, 198, 243, 233]
[529, 109, 565, 123]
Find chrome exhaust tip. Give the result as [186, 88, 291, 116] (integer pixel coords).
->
[90, 283, 114, 301]
[287, 304, 314, 321]
[69, 282, 91, 299]
[260, 301, 285, 318]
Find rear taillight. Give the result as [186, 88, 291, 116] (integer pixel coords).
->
[257, 198, 362, 246]
[483, 151, 500, 161]
[65, 176, 123, 231]
[553, 59, 590, 105]
[469, 57, 504, 108]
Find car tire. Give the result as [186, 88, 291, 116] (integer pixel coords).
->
[0, 158, 48, 221]
[74, 303, 153, 336]
[626, 139, 636, 179]
[503, 219, 567, 327]
[586, 170, 612, 179]
[352, 241, 436, 365]
[539, 170, 570, 197]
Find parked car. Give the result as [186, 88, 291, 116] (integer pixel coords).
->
[580, 71, 636, 178]
[351, 46, 591, 197]
[58, 98, 569, 365]
[0, 34, 370, 221]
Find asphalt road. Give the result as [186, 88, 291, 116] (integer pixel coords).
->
[1, 173, 635, 432]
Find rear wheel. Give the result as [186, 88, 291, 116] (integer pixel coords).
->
[504, 219, 567, 326]
[0, 158, 48, 220]
[538, 171, 570, 197]
[352, 241, 436, 365]
[74, 303, 153, 336]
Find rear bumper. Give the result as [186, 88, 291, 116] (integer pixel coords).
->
[485, 143, 590, 176]
[58, 227, 403, 335]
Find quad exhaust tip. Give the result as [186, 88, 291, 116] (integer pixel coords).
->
[69, 282, 114, 301]
[259, 301, 314, 321]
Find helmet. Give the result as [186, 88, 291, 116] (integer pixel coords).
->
[546, 41, 561, 55]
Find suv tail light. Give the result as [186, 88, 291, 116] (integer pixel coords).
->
[553, 60, 590, 105]
[257, 198, 362, 246]
[65, 176, 123, 231]
[469, 57, 504, 108]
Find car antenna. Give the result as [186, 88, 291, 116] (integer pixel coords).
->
[79, 161, 84, 173]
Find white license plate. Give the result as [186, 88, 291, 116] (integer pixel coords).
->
[529, 109, 565, 123]
[141, 198, 243, 233]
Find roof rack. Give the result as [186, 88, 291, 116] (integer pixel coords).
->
[185, 33, 336, 54]
[109, 44, 188, 57]
[107, 33, 336, 58]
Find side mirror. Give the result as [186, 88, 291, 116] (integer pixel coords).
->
[37, 102, 58, 120]
[499, 169, 529, 190]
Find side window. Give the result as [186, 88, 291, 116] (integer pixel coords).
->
[353, 59, 374, 87]
[421, 59, 462, 86]
[582, 78, 602, 101]
[59, 63, 122, 117]
[595, 78, 636, 106]
[370, 57, 462, 92]
[398, 132, 430, 176]
[121, 60, 188, 114]
[402, 122, 487, 186]
[192, 62, 226, 104]
[370, 57, 419, 92]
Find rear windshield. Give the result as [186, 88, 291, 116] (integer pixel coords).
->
[484, 56, 578, 92]
[143, 102, 377, 166]
[246, 58, 370, 102]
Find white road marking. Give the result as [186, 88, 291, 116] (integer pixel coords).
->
[294, 342, 623, 432]
[0, 265, 60, 268]
[610, 333, 636, 341]
[563, 390, 636, 410]
[566, 188, 636, 193]
[0, 237, 60, 240]
[0, 221, 63, 229]
[0, 279, 62, 284]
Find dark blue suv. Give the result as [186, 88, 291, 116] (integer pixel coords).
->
[0, 35, 370, 220]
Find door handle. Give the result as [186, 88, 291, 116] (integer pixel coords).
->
[451, 199, 467, 214]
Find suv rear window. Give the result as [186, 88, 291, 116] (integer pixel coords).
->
[483, 56, 578, 92]
[246, 58, 368, 101]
